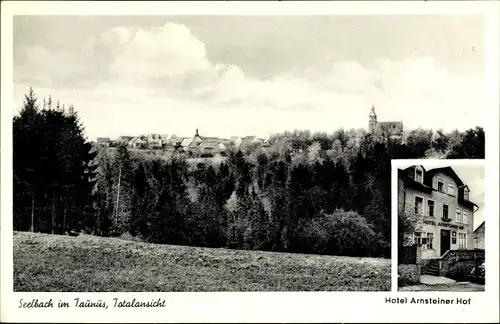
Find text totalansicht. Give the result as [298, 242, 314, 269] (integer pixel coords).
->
[113, 298, 166, 308]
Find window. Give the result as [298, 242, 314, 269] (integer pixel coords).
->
[464, 188, 469, 201]
[415, 169, 423, 183]
[416, 232, 434, 249]
[414, 196, 424, 215]
[437, 177, 445, 192]
[442, 204, 449, 219]
[418, 233, 434, 249]
[413, 232, 422, 245]
[458, 233, 467, 249]
[456, 208, 462, 223]
[448, 183, 455, 196]
[463, 210, 468, 225]
[419, 233, 428, 247]
[427, 233, 434, 250]
[427, 199, 435, 217]
[452, 231, 457, 244]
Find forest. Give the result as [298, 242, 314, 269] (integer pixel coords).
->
[13, 88, 485, 258]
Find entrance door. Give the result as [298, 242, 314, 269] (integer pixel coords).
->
[440, 229, 451, 256]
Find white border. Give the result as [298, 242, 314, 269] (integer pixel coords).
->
[2, 1, 499, 323]
[391, 161, 496, 297]
[1, 1, 498, 16]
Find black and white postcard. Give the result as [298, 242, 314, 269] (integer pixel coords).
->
[394, 161, 485, 292]
[1, 1, 499, 323]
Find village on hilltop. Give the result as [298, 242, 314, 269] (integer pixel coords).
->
[93, 106, 404, 154]
[95, 127, 270, 154]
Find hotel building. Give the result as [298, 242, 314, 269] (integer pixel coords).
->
[398, 165, 479, 259]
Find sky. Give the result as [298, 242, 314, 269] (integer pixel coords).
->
[13, 15, 485, 141]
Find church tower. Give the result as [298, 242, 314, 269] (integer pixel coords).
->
[195, 127, 199, 138]
[369, 105, 377, 133]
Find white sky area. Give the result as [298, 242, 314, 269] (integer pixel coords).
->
[399, 165, 485, 231]
[13, 16, 484, 141]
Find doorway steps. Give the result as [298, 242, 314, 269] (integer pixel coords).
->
[422, 258, 440, 276]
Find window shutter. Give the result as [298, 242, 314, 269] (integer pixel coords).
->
[432, 176, 437, 190]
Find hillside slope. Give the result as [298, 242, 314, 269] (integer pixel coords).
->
[13, 231, 390, 291]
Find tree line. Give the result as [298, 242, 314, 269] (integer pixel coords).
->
[13, 89, 485, 258]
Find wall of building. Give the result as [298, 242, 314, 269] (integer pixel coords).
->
[421, 248, 438, 259]
[401, 171, 475, 259]
[474, 224, 485, 249]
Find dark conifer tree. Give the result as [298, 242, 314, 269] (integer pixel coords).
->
[13, 88, 97, 234]
[13, 88, 43, 231]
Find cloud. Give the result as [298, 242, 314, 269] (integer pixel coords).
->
[15, 41, 108, 89]
[15, 45, 70, 85]
[14, 21, 484, 140]
[102, 27, 131, 45]
[107, 23, 212, 82]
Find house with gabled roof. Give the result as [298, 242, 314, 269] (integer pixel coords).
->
[218, 139, 232, 150]
[262, 136, 272, 148]
[129, 136, 147, 149]
[169, 135, 183, 146]
[398, 165, 480, 260]
[189, 140, 202, 150]
[229, 136, 243, 147]
[474, 221, 485, 249]
[96, 137, 111, 147]
[199, 138, 222, 152]
[240, 136, 263, 149]
[117, 136, 134, 144]
[180, 138, 194, 150]
[217, 142, 229, 151]
[160, 134, 169, 143]
[147, 133, 163, 149]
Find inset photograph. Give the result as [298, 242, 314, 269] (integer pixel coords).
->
[397, 163, 485, 291]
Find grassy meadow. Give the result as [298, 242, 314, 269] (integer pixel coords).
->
[13, 231, 391, 292]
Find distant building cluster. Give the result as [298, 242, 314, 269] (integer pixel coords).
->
[93, 105, 403, 151]
[369, 105, 404, 140]
[95, 128, 270, 153]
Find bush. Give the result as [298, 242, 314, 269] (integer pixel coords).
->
[296, 209, 380, 257]
[119, 231, 143, 243]
[398, 264, 420, 287]
[327, 210, 380, 256]
[297, 217, 329, 254]
[446, 262, 474, 282]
